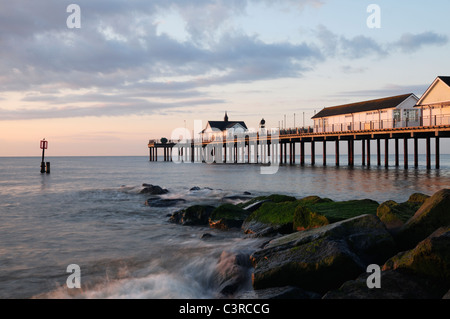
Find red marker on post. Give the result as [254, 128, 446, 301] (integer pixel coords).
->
[40, 139, 50, 173]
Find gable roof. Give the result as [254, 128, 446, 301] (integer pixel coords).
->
[312, 94, 416, 119]
[202, 121, 248, 133]
[417, 76, 450, 106]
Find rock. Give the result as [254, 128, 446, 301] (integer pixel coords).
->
[201, 233, 214, 239]
[145, 198, 186, 207]
[297, 195, 333, 205]
[292, 205, 329, 231]
[242, 200, 271, 213]
[189, 186, 213, 192]
[443, 289, 450, 299]
[376, 200, 417, 232]
[383, 226, 450, 285]
[305, 199, 379, 223]
[242, 196, 377, 237]
[238, 194, 298, 209]
[222, 194, 253, 202]
[242, 201, 299, 236]
[214, 251, 252, 296]
[251, 214, 396, 294]
[396, 189, 450, 250]
[169, 205, 215, 226]
[140, 184, 169, 195]
[323, 270, 447, 299]
[407, 193, 430, 205]
[209, 204, 250, 230]
[253, 286, 321, 299]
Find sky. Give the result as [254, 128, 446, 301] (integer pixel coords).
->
[1, 0, 449, 156]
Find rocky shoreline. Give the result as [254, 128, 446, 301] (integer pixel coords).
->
[144, 184, 450, 299]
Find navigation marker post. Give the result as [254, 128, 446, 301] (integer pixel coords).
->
[40, 139, 50, 174]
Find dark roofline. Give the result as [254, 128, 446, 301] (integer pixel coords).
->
[202, 120, 248, 133]
[438, 76, 450, 87]
[312, 94, 416, 119]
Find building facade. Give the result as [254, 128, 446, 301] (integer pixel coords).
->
[201, 112, 248, 142]
[415, 76, 450, 126]
[312, 94, 420, 133]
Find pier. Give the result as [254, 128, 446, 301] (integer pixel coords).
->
[149, 124, 450, 169]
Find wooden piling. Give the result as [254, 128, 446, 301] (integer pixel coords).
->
[436, 137, 440, 169]
[385, 138, 389, 168]
[404, 138, 408, 169]
[414, 137, 419, 168]
[362, 139, 366, 166]
[335, 140, 340, 166]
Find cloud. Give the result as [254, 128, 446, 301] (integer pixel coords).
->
[332, 84, 430, 100]
[394, 31, 448, 53]
[0, 97, 225, 121]
[0, 1, 447, 122]
[0, 1, 323, 122]
[315, 25, 387, 59]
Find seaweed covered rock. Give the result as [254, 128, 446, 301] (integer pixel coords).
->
[323, 270, 447, 299]
[376, 200, 418, 231]
[169, 205, 215, 226]
[292, 205, 329, 231]
[407, 193, 430, 205]
[242, 200, 301, 236]
[325, 227, 450, 299]
[383, 226, 450, 284]
[209, 204, 250, 230]
[251, 214, 396, 294]
[396, 189, 450, 250]
[242, 196, 378, 237]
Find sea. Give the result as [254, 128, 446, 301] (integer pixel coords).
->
[0, 155, 449, 299]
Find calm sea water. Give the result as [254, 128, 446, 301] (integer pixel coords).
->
[0, 155, 449, 299]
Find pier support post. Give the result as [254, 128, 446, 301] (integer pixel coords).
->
[362, 139, 366, 166]
[323, 140, 327, 166]
[284, 143, 287, 164]
[385, 138, 389, 168]
[300, 141, 305, 166]
[292, 142, 296, 164]
[348, 139, 354, 167]
[436, 137, 440, 169]
[289, 142, 293, 165]
[426, 137, 431, 169]
[414, 138, 419, 168]
[335, 140, 340, 166]
[279, 142, 283, 164]
[395, 138, 399, 167]
[404, 138, 408, 169]
[311, 141, 315, 166]
[377, 138, 381, 166]
[367, 139, 371, 167]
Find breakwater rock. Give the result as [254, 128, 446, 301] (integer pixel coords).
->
[167, 188, 450, 299]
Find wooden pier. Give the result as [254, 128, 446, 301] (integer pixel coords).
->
[148, 124, 450, 169]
